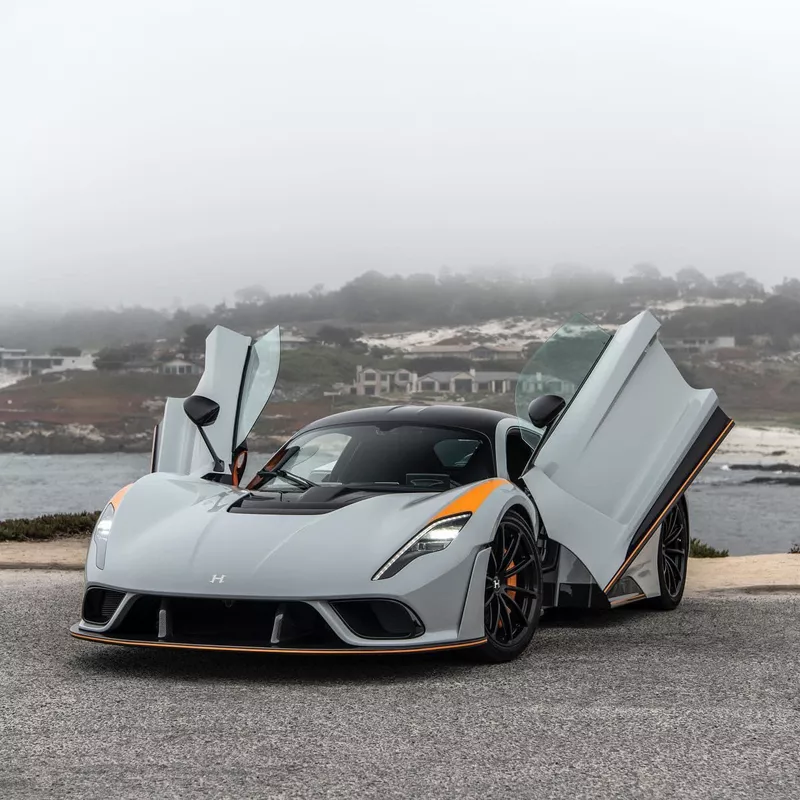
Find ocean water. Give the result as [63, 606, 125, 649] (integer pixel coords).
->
[0, 453, 797, 555]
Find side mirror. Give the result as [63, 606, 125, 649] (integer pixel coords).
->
[183, 395, 220, 427]
[528, 394, 566, 430]
[183, 395, 224, 472]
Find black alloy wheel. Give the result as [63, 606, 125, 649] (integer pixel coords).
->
[648, 497, 690, 610]
[472, 509, 543, 662]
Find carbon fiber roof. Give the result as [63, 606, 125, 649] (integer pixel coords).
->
[297, 404, 516, 439]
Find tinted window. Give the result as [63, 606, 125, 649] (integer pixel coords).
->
[253, 424, 494, 490]
[433, 438, 481, 468]
[506, 429, 536, 482]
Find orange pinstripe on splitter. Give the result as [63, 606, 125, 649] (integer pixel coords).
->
[68, 630, 487, 655]
[609, 593, 646, 608]
[108, 484, 133, 510]
[428, 478, 508, 522]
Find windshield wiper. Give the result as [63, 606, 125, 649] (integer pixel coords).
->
[257, 468, 317, 490]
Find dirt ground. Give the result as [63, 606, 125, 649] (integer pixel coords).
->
[0, 539, 88, 570]
[686, 553, 800, 594]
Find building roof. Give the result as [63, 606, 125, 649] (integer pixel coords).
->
[359, 366, 414, 376]
[0, 354, 63, 363]
[161, 358, 199, 367]
[471, 345, 523, 352]
[418, 370, 518, 383]
[473, 371, 519, 381]
[419, 371, 474, 383]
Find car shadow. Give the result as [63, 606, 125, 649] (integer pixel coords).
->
[68, 606, 651, 683]
[540, 602, 653, 629]
[69, 645, 504, 684]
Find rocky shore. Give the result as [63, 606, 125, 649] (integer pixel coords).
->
[0, 420, 284, 455]
[4, 415, 800, 463]
[0, 421, 153, 454]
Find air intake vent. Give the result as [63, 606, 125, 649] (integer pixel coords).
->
[111, 596, 343, 649]
[83, 588, 126, 624]
[331, 599, 424, 639]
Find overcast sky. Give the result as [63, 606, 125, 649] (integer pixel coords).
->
[1, 0, 798, 308]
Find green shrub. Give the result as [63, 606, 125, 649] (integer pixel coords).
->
[689, 538, 729, 558]
[0, 512, 100, 542]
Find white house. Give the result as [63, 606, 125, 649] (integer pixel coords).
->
[0, 348, 96, 376]
[661, 336, 736, 354]
[416, 370, 518, 394]
[158, 359, 203, 376]
[350, 366, 417, 396]
[0, 347, 26, 363]
[281, 334, 311, 351]
[348, 366, 574, 397]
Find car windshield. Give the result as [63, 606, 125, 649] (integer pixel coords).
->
[250, 423, 495, 491]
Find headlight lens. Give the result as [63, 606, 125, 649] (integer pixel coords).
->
[372, 513, 471, 580]
[93, 503, 115, 570]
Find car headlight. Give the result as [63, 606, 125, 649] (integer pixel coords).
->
[93, 503, 115, 570]
[372, 513, 471, 580]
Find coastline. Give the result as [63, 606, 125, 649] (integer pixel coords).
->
[3, 421, 800, 462]
[715, 424, 800, 466]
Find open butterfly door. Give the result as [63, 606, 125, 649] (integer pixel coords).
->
[153, 326, 281, 476]
[516, 312, 733, 596]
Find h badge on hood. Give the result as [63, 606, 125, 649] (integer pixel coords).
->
[209, 574, 226, 584]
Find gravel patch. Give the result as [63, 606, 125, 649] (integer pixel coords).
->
[1, 571, 798, 799]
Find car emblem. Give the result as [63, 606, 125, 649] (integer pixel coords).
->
[209, 574, 226, 584]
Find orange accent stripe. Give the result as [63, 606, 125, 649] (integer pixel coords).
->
[604, 418, 735, 594]
[609, 593, 646, 608]
[69, 630, 486, 655]
[430, 478, 508, 522]
[108, 484, 133, 510]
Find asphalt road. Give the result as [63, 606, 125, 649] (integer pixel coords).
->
[1, 572, 799, 800]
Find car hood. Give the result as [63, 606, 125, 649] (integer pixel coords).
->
[97, 472, 461, 597]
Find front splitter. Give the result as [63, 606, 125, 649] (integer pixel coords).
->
[69, 625, 486, 655]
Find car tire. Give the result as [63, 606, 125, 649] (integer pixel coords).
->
[470, 509, 543, 663]
[647, 497, 690, 611]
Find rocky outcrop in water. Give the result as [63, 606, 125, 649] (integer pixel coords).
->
[0, 420, 283, 455]
[0, 421, 152, 454]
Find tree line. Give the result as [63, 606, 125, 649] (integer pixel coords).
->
[2, 265, 800, 355]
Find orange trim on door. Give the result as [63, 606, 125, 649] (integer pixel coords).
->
[603, 418, 734, 594]
[429, 478, 508, 522]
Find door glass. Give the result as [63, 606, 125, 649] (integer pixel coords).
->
[506, 429, 536, 482]
[515, 314, 611, 446]
[235, 326, 281, 448]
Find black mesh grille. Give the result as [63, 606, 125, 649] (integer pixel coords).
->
[331, 599, 424, 639]
[83, 588, 126, 624]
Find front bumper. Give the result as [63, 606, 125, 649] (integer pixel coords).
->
[70, 585, 486, 654]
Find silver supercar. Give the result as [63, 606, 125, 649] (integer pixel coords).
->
[71, 312, 733, 662]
